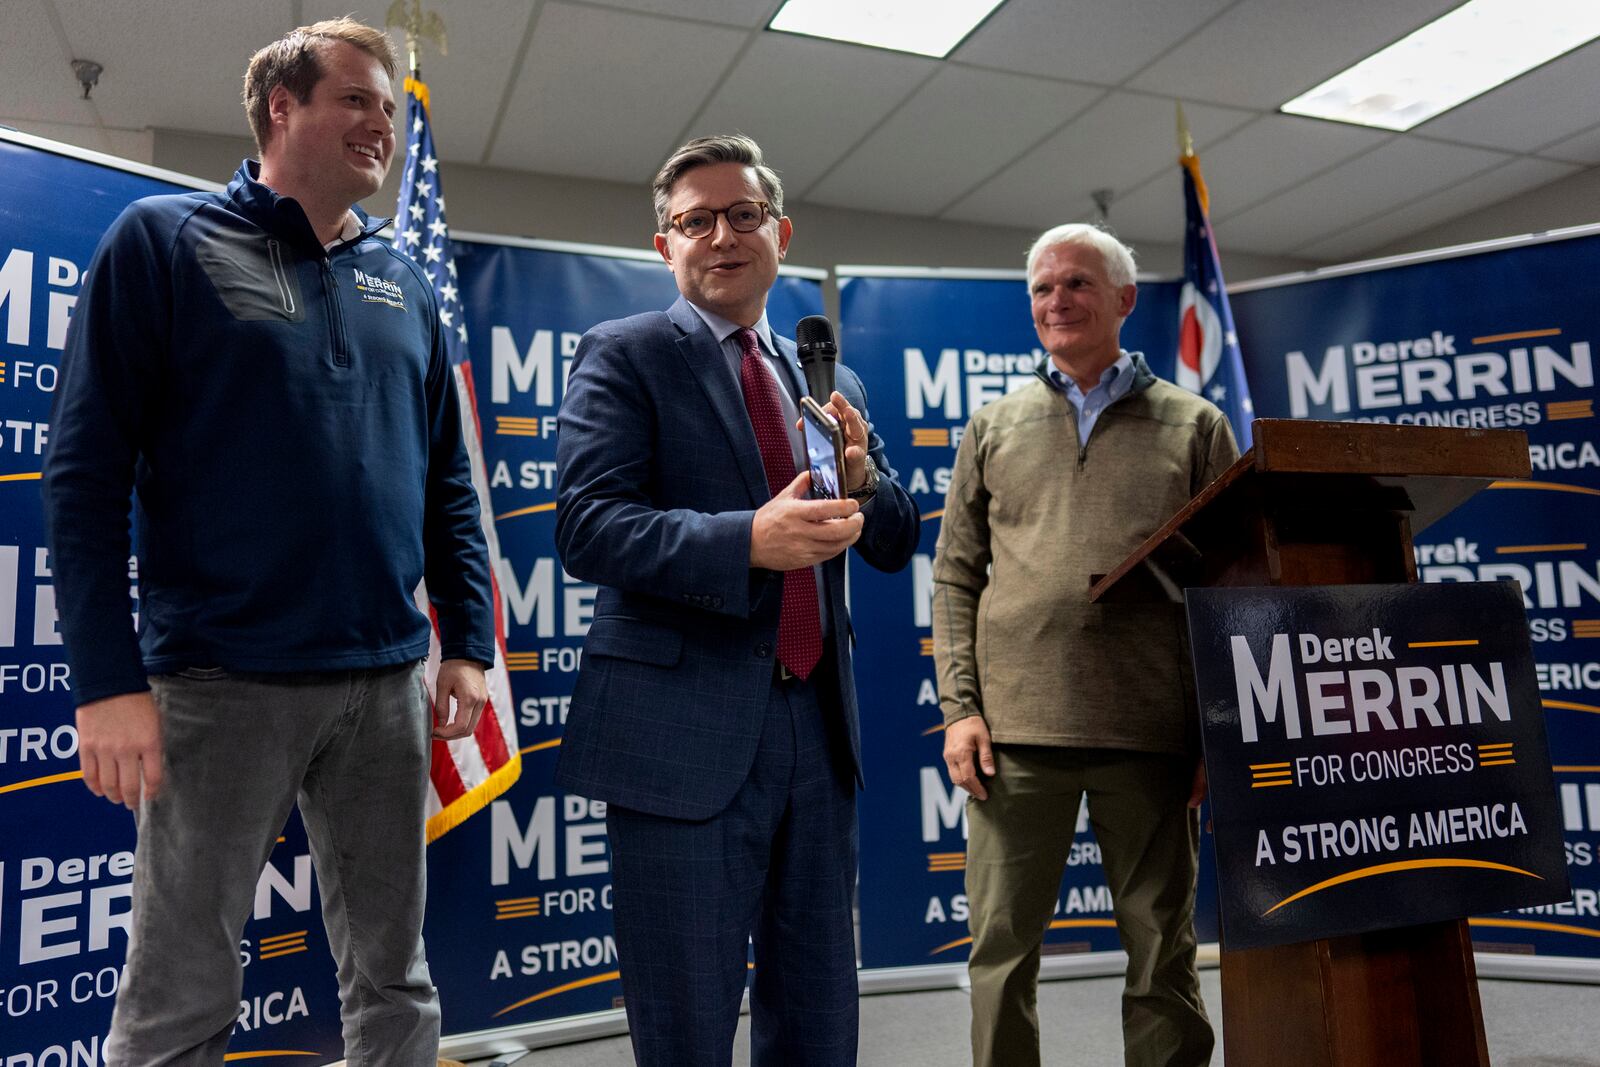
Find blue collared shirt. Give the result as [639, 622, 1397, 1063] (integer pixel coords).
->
[1045, 352, 1134, 443]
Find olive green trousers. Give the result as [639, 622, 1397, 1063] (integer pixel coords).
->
[965, 745, 1214, 1067]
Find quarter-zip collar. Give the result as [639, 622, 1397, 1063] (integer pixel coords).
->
[226, 159, 391, 258]
[1034, 350, 1161, 468]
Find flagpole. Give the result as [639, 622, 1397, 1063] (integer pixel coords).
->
[383, 0, 522, 841]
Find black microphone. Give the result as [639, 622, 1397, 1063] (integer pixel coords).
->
[796, 315, 838, 402]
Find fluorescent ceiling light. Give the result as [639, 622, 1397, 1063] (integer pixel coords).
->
[768, 0, 1005, 59]
[1281, 0, 1600, 131]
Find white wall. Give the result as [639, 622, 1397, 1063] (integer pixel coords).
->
[1363, 166, 1600, 260]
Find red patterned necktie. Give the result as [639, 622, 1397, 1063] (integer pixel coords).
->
[735, 327, 823, 680]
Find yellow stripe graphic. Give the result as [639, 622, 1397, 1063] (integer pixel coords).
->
[519, 738, 561, 755]
[1264, 858, 1541, 916]
[0, 770, 83, 795]
[1469, 917, 1600, 940]
[1471, 328, 1561, 344]
[258, 930, 308, 946]
[496, 502, 557, 521]
[222, 1052, 323, 1061]
[1496, 543, 1586, 554]
[493, 970, 622, 1017]
[1489, 480, 1600, 497]
[1249, 762, 1291, 770]
[1407, 639, 1478, 648]
[0, 471, 43, 483]
[258, 945, 308, 960]
[1544, 699, 1600, 715]
[922, 508, 944, 522]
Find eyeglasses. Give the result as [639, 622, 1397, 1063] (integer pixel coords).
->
[669, 201, 773, 240]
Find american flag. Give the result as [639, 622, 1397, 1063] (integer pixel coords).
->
[1177, 147, 1255, 450]
[395, 76, 521, 841]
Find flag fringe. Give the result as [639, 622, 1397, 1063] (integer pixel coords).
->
[426, 751, 522, 844]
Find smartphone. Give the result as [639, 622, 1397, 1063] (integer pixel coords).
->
[799, 396, 846, 500]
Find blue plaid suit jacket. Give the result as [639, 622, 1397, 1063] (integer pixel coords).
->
[553, 297, 919, 819]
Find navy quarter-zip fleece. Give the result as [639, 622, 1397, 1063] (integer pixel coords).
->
[44, 161, 494, 705]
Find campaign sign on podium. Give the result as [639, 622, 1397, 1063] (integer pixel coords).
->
[1187, 581, 1569, 950]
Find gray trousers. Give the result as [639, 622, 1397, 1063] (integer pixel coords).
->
[106, 663, 439, 1067]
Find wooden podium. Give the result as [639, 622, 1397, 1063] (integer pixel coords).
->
[1090, 419, 1531, 1067]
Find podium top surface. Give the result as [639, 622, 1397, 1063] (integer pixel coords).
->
[1243, 418, 1530, 478]
[1088, 419, 1530, 603]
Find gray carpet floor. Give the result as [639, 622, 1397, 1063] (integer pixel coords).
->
[505, 972, 1600, 1065]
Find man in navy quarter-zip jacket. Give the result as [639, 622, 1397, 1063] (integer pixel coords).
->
[42, 18, 492, 1066]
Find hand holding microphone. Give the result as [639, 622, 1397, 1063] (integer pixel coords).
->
[796, 315, 873, 494]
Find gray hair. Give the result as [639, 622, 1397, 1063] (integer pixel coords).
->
[1025, 223, 1137, 289]
[652, 135, 784, 232]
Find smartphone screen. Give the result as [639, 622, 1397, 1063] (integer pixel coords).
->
[800, 397, 846, 500]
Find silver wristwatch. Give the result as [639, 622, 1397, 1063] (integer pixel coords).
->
[848, 455, 880, 503]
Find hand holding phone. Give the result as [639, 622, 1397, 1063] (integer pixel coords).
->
[799, 396, 846, 501]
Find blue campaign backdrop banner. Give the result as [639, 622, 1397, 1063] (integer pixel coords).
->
[1229, 237, 1600, 959]
[838, 270, 1187, 969]
[425, 237, 823, 1030]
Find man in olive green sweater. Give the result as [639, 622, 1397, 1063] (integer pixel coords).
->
[933, 224, 1238, 1067]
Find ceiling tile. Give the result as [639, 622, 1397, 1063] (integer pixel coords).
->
[581, 0, 775, 28]
[302, 0, 533, 163]
[1192, 115, 1392, 221]
[1417, 40, 1600, 154]
[1216, 138, 1512, 256]
[1128, 0, 1461, 109]
[807, 66, 1101, 216]
[691, 34, 934, 196]
[953, 0, 1232, 86]
[940, 92, 1253, 229]
[1110, 113, 1394, 247]
[53, 0, 293, 137]
[1, 0, 97, 126]
[1297, 157, 1582, 261]
[1093, 170, 1185, 249]
[487, 2, 745, 182]
[1539, 123, 1600, 166]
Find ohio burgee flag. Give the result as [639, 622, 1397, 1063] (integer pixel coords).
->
[1177, 138, 1255, 449]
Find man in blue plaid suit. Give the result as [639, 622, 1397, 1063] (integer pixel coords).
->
[555, 135, 918, 1066]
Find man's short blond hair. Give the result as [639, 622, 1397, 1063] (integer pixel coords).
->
[1026, 223, 1138, 289]
[242, 18, 399, 154]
